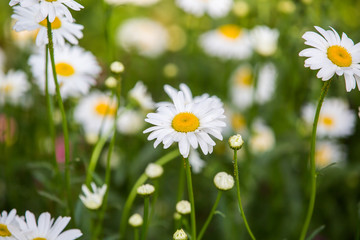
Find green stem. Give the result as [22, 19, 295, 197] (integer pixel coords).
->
[140, 196, 150, 240]
[134, 228, 139, 240]
[119, 150, 180, 239]
[233, 150, 256, 240]
[299, 79, 332, 240]
[177, 160, 185, 202]
[46, 17, 73, 218]
[149, 179, 159, 220]
[184, 158, 196, 240]
[44, 44, 60, 178]
[197, 191, 222, 240]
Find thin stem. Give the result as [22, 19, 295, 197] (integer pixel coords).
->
[197, 191, 222, 240]
[299, 79, 332, 240]
[233, 150, 256, 240]
[149, 179, 159, 220]
[44, 44, 60, 178]
[46, 17, 73, 217]
[140, 197, 150, 240]
[134, 228, 139, 240]
[177, 160, 185, 202]
[93, 80, 122, 239]
[184, 158, 196, 240]
[119, 150, 180, 239]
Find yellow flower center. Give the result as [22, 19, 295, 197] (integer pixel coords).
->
[231, 113, 246, 131]
[235, 67, 253, 86]
[0, 224, 11, 237]
[315, 147, 330, 167]
[321, 116, 334, 127]
[327, 45, 352, 67]
[1, 84, 13, 94]
[55, 62, 75, 77]
[33, 238, 47, 240]
[39, 17, 62, 29]
[218, 24, 242, 39]
[172, 112, 200, 133]
[94, 102, 117, 116]
[45, 0, 57, 2]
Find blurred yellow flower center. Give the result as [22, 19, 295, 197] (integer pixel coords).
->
[55, 62, 75, 77]
[0, 224, 11, 237]
[321, 116, 334, 127]
[172, 112, 200, 133]
[39, 17, 62, 29]
[218, 25, 242, 39]
[235, 68, 253, 86]
[1, 84, 13, 93]
[231, 113, 246, 131]
[95, 102, 116, 116]
[327, 45, 352, 67]
[45, 0, 57, 2]
[315, 147, 330, 167]
[33, 238, 47, 240]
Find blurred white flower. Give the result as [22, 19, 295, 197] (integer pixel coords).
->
[199, 24, 252, 60]
[0, 70, 30, 106]
[0, 209, 20, 239]
[117, 108, 144, 135]
[37, 0, 83, 23]
[249, 120, 275, 154]
[80, 182, 107, 210]
[144, 84, 226, 158]
[176, 200, 191, 215]
[105, 0, 159, 6]
[145, 163, 164, 179]
[189, 149, 206, 174]
[230, 63, 277, 109]
[315, 140, 345, 168]
[110, 61, 125, 73]
[12, 211, 82, 240]
[232, 1, 249, 17]
[74, 91, 117, 136]
[12, 5, 83, 46]
[137, 183, 155, 196]
[299, 26, 360, 92]
[251, 25, 279, 57]
[302, 98, 356, 138]
[228, 134, 244, 150]
[128, 213, 143, 227]
[129, 81, 155, 110]
[116, 18, 169, 58]
[9, 0, 37, 7]
[173, 229, 188, 240]
[255, 62, 277, 104]
[29, 45, 101, 99]
[175, 0, 233, 18]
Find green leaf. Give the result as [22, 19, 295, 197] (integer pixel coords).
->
[214, 210, 226, 218]
[306, 225, 325, 240]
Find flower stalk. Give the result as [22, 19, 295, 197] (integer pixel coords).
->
[233, 149, 255, 240]
[140, 196, 150, 240]
[46, 17, 73, 218]
[299, 79, 332, 240]
[184, 158, 196, 240]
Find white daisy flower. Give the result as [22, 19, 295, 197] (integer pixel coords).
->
[251, 25, 279, 57]
[12, 5, 84, 46]
[116, 18, 169, 58]
[144, 85, 226, 158]
[80, 182, 107, 210]
[104, 0, 159, 6]
[29, 45, 101, 99]
[249, 120, 275, 154]
[0, 70, 30, 106]
[129, 81, 155, 110]
[12, 211, 82, 240]
[74, 91, 117, 136]
[302, 98, 356, 138]
[37, 0, 83, 23]
[315, 140, 345, 168]
[0, 209, 20, 239]
[199, 24, 252, 60]
[116, 108, 144, 135]
[299, 26, 360, 92]
[175, 0, 233, 18]
[230, 63, 277, 109]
